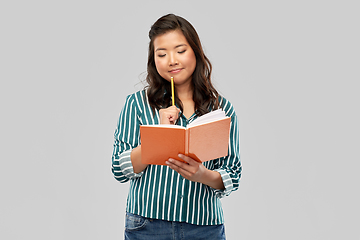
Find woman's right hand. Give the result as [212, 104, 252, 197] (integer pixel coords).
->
[159, 105, 180, 124]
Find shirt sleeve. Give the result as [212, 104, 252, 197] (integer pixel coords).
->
[212, 99, 242, 198]
[111, 94, 143, 183]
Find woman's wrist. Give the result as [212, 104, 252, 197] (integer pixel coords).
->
[201, 169, 225, 190]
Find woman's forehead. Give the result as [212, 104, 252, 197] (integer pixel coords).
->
[153, 30, 188, 50]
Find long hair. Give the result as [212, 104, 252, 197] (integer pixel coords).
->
[146, 14, 219, 116]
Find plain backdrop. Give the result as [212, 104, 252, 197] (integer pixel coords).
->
[1, 1, 359, 239]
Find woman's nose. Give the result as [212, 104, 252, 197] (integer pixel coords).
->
[169, 54, 178, 66]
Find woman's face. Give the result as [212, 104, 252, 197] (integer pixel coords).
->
[153, 30, 196, 86]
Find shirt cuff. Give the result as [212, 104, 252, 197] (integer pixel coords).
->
[118, 149, 143, 179]
[213, 169, 234, 198]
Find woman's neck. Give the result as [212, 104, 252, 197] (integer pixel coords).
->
[175, 80, 195, 118]
[175, 80, 193, 102]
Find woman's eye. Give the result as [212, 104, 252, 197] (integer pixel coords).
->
[178, 50, 186, 54]
[158, 54, 166, 57]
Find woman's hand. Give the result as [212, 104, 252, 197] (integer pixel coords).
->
[166, 154, 225, 190]
[159, 105, 180, 124]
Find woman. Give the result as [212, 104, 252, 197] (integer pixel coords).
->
[112, 13, 242, 240]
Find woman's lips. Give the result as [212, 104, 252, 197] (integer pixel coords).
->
[169, 68, 183, 73]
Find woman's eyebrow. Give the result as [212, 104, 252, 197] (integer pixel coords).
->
[155, 44, 187, 52]
[155, 47, 166, 52]
[174, 44, 187, 49]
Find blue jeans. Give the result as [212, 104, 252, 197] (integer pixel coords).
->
[124, 212, 226, 240]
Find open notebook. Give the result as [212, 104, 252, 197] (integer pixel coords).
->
[140, 109, 231, 165]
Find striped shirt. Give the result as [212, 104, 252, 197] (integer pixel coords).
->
[112, 89, 241, 225]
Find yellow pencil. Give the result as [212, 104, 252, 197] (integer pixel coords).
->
[171, 77, 175, 106]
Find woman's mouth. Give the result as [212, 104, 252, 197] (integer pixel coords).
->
[169, 68, 183, 73]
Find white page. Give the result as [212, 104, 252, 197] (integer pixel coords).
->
[187, 109, 227, 128]
[142, 124, 185, 129]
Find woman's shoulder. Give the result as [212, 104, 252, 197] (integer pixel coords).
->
[122, 89, 149, 113]
[218, 94, 236, 118]
[125, 89, 147, 102]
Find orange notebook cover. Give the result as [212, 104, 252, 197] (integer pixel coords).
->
[140, 110, 231, 165]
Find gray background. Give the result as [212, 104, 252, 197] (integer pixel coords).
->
[1, 1, 359, 239]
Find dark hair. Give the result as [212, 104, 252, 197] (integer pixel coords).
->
[146, 14, 219, 116]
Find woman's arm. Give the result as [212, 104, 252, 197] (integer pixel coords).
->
[112, 94, 144, 182]
[130, 145, 149, 174]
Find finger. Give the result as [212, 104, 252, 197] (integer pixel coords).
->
[167, 158, 189, 168]
[160, 108, 179, 124]
[171, 108, 180, 118]
[178, 154, 197, 166]
[169, 105, 180, 111]
[167, 158, 197, 175]
[167, 111, 179, 122]
[166, 160, 192, 178]
[169, 106, 180, 117]
[166, 159, 182, 173]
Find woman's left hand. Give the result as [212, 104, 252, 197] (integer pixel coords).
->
[167, 154, 225, 189]
[166, 154, 207, 183]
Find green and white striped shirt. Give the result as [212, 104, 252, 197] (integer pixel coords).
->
[112, 89, 241, 225]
